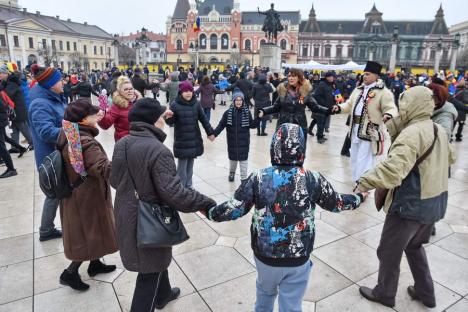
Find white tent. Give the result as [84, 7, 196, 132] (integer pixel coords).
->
[282, 60, 365, 71]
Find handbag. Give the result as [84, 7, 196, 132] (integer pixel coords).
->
[124, 141, 189, 248]
[374, 124, 438, 211]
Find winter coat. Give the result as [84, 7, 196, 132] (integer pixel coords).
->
[226, 78, 253, 101]
[159, 77, 180, 104]
[131, 75, 156, 96]
[338, 79, 398, 150]
[72, 81, 98, 98]
[215, 79, 230, 90]
[358, 86, 457, 224]
[214, 104, 258, 161]
[252, 75, 273, 114]
[196, 82, 224, 109]
[208, 123, 363, 266]
[3, 73, 28, 123]
[262, 80, 329, 131]
[57, 125, 118, 262]
[0, 96, 8, 128]
[454, 88, 468, 122]
[28, 85, 67, 168]
[431, 102, 458, 141]
[165, 94, 214, 159]
[110, 122, 216, 273]
[21, 76, 31, 111]
[313, 80, 335, 118]
[98, 92, 133, 142]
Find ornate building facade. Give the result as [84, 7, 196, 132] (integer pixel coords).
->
[299, 4, 456, 71]
[0, 2, 118, 71]
[120, 30, 167, 64]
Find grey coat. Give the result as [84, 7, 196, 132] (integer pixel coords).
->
[432, 102, 458, 141]
[110, 122, 216, 273]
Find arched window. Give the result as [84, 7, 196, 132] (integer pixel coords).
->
[210, 34, 218, 50]
[221, 34, 229, 50]
[244, 39, 251, 50]
[176, 39, 182, 50]
[199, 34, 207, 49]
[259, 39, 266, 47]
[280, 39, 287, 50]
[302, 44, 308, 56]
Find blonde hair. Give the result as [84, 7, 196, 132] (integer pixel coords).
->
[116, 76, 132, 93]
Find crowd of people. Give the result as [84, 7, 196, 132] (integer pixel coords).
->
[0, 58, 466, 312]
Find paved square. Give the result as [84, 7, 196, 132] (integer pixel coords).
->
[1, 93, 467, 311]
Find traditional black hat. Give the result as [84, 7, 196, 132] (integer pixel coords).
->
[364, 61, 382, 75]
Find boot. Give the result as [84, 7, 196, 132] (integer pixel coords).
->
[257, 128, 261, 136]
[0, 169, 17, 178]
[155, 287, 181, 310]
[60, 270, 90, 291]
[260, 130, 268, 136]
[87, 260, 116, 277]
[228, 172, 235, 182]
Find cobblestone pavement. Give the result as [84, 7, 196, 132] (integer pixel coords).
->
[1, 93, 467, 312]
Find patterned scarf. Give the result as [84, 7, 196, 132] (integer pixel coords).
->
[62, 120, 87, 176]
[227, 104, 250, 128]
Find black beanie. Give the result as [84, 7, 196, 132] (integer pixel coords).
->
[128, 98, 166, 125]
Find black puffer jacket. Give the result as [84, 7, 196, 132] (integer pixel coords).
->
[262, 81, 329, 130]
[166, 94, 214, 158]
[226, 78, 253, 101]
[252, 74, 273, 116]
[131, 75, 157, 96]
[110, 122, 216, 273]
[214, 104, 258, 161]
[72, 81, 99, 98]
[313, 80, 335, 117]
[3, 73, 28, 123]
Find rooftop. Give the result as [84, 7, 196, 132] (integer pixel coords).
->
[241, 11, 301, 25]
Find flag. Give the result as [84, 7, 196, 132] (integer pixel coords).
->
[193, 16, 201, 32]
[334, 89, 344, 104]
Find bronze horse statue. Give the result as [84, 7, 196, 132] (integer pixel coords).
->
[258, 3, 284, 44]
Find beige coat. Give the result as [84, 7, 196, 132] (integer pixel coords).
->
[339, 79, 398, 154]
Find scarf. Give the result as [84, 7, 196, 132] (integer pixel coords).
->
[227, 105, 250, 128]
[62, 120, 87, 176]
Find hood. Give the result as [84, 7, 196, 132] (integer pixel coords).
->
[270, 123, 305, 166]
[170, 72, 179, 82]
[433, 101, 458, 119]
[258, 74, 267, 84]
[386, 86, 433, 139]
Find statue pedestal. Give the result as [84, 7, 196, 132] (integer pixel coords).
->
[259, 43, 282, 73]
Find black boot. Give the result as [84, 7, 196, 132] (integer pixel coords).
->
[260, 130, 268, 136]
[60, 270, 90, 291]
[0, 169, 17, 178]
[257, 128, 261, 136]
[228, 172, 235, 182]
[87, 260, 116, 277]
[155, 287, 180, 310]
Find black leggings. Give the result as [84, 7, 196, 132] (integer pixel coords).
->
[0, 126, 15, 170]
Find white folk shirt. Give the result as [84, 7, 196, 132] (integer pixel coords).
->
[352, 82, 376, 143]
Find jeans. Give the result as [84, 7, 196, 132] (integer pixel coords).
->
[203, 107, 211, 122]
[177, 158, 195, 188]
[0, 126, 15, 170]
[254, 256, 312, 312]
[229, 160, 248, 180]
[39, 197, 60, 236]
[11, 121, 33, 145]
[131, 270, 172, 312]
[315, 114, 326, 139]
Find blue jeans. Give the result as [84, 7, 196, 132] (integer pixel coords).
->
[254, 256, 312, 312]
[203, 107, 211, 122]
[39, 196, 60, 236]
[177, 158, 195, 188]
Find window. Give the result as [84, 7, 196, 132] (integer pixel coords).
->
[430, 50, 435, 60]
[314, 45, 320, 57]
[94, 46, 97, 55]
[359, 46, 366, 59]
[60, 61, 64, 69]
[442, 50, 448, 61]
[176, 40, 182, 50]
[348, 45, 354, 58]
[290, 44, 294, 50]
[417, 47, 424, 59]
[83, 45, 87, 54]
[244, 39, 251, 50]
[0, 35, 6, 46]
[42, 39, 47, 48]
[371, 25, 380, 34]
[221, 34, 229, 50]
[107, 47, 111, 56]
[280, 39, 287, 50]
[405, 46, 413, 60]
[13, 36, 19, 47]
[260, 39, 266, 46]
[73, 42, 77, 51]
[210, 34, 217, 50]
[51, 40, 56, 50]
[336, 45, 343, 58]
[199, 34, 207, 49]
[100, 46, 103, 55]
[59, 41, 63, 50]
[324, 44, 331, 57]
[302, 44, 308, 56]
[28, 37, 34, 49]
[66, 41, 70, 51]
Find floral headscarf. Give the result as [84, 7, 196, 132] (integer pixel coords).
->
[62, 120, 87, 176]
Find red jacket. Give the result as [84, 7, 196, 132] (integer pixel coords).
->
[98, 101, 132, 142]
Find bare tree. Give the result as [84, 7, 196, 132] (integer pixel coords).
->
[36, 45, 63, 67]
[230, 51, 244, 66]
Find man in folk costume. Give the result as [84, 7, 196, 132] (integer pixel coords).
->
[333, 61, 398, 183]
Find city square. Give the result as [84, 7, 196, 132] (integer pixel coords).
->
[0, 0, 467, 311]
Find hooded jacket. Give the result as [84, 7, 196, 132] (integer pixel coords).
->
[196, 80, 224, 109]
[165, 94, 214, 158]
[208, 123, 363, 266]
[358, 86, 457, 224]
[252, 74, 273, 110]
[431, 101, 458, 141]
[28, 84, 67, 168]
[159, 73, 180, 104]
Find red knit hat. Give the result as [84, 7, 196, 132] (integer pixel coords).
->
[179, 80, 194, 93]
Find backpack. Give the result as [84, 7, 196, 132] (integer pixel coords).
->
[38, 149, 87, 199]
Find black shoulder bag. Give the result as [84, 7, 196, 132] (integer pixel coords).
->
[124, 140, 189, 248]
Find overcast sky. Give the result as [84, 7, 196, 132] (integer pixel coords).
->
[20, 0, 467, 35]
